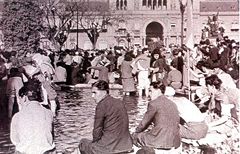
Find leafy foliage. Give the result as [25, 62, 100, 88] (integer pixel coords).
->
[1, 0, 44, 58]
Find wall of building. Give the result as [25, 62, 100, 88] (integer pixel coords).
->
[0, 0, 237, 50]
[63, 0, 239, 50]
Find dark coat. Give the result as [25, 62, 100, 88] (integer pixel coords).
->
[209, 46, 219, 62]
[171, 57, 183, 73]
[219, 47, 230, 71]
[92, 95, 133, 153]
[152, 58, 170, 73]
[135, 95, 181, 149]
[90, 66, 109, 82]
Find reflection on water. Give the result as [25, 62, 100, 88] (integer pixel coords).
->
[0, 125, 15, 154]
[0, 89, 148, 153]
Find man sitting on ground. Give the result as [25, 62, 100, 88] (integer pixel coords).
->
[132, 82, 181, 152]
[10, 81, 55, 154]
[78, 80, 133, 154]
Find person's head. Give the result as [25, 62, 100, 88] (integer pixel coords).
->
[136, 147, 155, 154]
[56, 61, 65, 67]
[196, 61, 205, 72]
[124, 53, 132, 61]
[142, 48, 149, 56]
[91, 80, 109, 103]
[170, 61, 177, 70]
[18, 86, 29, 106]
[198, 61, 212, 73]
[153, 53, 159, 60]
[152, 48, 162, 60]
[205, 74, 222, 92]
[18, 80, 43, 106]
[172, 49, 179, 57]
[9, 67, 21, 77]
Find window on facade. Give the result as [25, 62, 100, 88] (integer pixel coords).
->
[116, 0, 119, 10]
[118, 20, 126, 30]
[170, 0, 176, 9]
[231, 22, 239, 32]
[153, 0, 157, 9]
[171, 23, 176, 32]
[171, 24, 176, 28]
[158, 0, 162, 7]
[148, 0, 152, 7]
[120, 0, 123, 10]
[142, 0, 146, 6]
[116, 0, 127, 10]
[124, 0, 127, 10]
[163, 0, 167, 6]
[142, 0, 167, 9]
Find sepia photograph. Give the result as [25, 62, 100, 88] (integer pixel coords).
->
[0, 0, 239, 153]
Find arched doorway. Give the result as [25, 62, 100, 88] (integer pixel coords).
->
[146, 22, 163, 46]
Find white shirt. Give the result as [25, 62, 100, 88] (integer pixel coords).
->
[72, 55, 83, 64]
[10, 101, 55, 154]
[169, 97, 205, 123]
[53, 66, 67, 82]
[217, 72, 236, 89]
[23, 64, 39, 78]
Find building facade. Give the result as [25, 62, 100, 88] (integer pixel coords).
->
[0, 0, 238, 50]
[63, 0, 239, 50]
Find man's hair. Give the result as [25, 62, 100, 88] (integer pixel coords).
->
[19, 79, 43, 101]
[92, 80, 109, 93]
[142, 48, 148, 54]
[205, 74, 222, 90]
[9, 67, 21, 77]
[18, 86, 28, 98]
[124, 53, 133, 61]
[170, 61, 178, 69]
[151, 82, 166, 94]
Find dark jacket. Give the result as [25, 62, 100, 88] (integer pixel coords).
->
[209, 46, 219, 62]
[219, 47, 230, 71]
[135, 95, 181, 149]
[92, 95, 133, 153]
[152, 58, 170, 73]
[90, 66, 109, 82]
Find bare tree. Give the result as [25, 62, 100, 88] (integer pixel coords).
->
[38, 0, 75, 50]
[70, 0, 122, 49]
[39, 0, 123, 50]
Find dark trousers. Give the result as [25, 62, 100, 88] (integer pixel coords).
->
[65, 65, 72, 85]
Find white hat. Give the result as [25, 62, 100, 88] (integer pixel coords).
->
[164, 86, 175, 96]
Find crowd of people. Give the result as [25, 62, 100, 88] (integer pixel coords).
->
[0, 32, 239, 153]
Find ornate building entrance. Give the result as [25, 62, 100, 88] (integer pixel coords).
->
[146, 22, 163, 45]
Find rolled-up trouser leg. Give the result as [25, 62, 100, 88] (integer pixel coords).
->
[8, 96, 15, 118]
